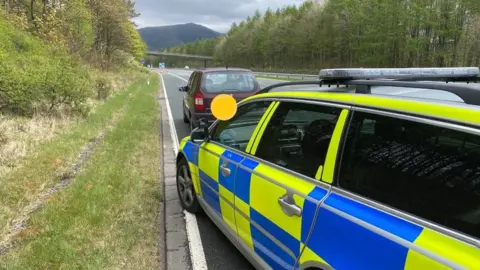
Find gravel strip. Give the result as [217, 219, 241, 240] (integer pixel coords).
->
[158, 84, 192, 270]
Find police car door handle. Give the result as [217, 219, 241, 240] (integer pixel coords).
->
[220, 164, 231, 176]
[278, 194, 302, 217]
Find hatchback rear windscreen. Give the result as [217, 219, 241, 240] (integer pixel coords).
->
[202, 71, 258, 93]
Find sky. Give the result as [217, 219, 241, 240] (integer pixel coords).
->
[133, 0, 308, 33]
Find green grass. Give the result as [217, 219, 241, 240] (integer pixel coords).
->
[256, 75, 300, 81]
[0, 74, 147, 232]
[0, 73, 162, 269]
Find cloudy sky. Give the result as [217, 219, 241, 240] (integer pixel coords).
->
[133, 0, 308, 33]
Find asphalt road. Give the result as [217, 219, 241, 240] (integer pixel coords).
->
[160, 68, 288, 270]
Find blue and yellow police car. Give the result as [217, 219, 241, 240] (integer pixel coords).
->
[175, 67, 480, 270]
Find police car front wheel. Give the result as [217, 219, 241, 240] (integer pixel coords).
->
[176, 158, 200, 213]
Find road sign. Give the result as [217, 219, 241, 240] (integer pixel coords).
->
[141, 59, 145, 64]
[159, 62, 165, 68]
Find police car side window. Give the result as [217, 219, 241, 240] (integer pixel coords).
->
[211, 101, 271, 152]
[339, 111, 480, 239]
[254, 102, 342, 179]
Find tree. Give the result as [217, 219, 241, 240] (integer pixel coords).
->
[165, 0, 480, 73]
[1, 0, 145, 116]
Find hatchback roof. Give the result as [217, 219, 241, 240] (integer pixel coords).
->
[199, 67, 253, 72]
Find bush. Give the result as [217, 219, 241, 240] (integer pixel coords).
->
[94, 76, 113, 100]
[0, 56, 41, 115]
[0, 10, 147, 118]
[0, 15, 93, 116]
[0, 53, 92, 116]
[41, 59, 93, 112]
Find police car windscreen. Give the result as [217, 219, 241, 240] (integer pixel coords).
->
[203, 71, 258, 93]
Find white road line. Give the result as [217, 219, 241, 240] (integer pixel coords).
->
[258, 81, 268, 86]
[159, 73, 180, 153]
[159, 72, 208, 270]
[166, 71, 189, 82]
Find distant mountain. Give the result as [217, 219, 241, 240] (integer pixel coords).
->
[138, 23, 221, 50]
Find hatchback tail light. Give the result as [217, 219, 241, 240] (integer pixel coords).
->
[194, 92, 204, 111]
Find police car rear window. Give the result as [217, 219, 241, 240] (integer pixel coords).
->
[339, 111, 480, 239]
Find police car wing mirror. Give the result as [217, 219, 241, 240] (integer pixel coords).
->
[198, 118, 210, 142]
[195, 94, 236, 144]
[190, 127, 207, 143]
[203, 126, 210, 142]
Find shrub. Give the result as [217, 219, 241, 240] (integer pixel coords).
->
[0, 15, 93, 116]
[41, 57, 92, 111]
[0, 55, 42, 115]
[94, 76, 113, 100]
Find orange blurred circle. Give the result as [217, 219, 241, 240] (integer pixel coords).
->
[211, 94, 237, 121]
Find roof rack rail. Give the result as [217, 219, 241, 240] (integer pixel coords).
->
[257, 79, 480, 106]
[258, 80, 323, 94]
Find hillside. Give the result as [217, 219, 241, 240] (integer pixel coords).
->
[138, 23, 221, 50]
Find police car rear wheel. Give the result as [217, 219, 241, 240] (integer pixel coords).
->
[176, 158, 200, 213]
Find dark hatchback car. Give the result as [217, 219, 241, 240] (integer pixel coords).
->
[179, 67, 261, 130]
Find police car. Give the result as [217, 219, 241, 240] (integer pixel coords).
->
[175, 67, 480, 270]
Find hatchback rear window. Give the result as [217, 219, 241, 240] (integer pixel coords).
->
[202, 71, 258, 93]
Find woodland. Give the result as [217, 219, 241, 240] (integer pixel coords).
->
[164, 0, 480, 73]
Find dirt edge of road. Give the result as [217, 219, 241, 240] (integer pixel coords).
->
[158, 75, 193, 270]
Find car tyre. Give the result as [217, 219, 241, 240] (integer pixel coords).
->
[176, 158, 201, 213]
[183, 111, 189, 123]
[182, 102, 189, 123]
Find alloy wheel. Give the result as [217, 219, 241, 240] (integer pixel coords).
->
[177, 164, 194, 207]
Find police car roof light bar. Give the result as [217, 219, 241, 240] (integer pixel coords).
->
[319, 67, 480, 84]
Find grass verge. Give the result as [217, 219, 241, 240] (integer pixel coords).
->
[0, 73, 146, 233]
[0, 73, 162, 269]
[0, 70, 146, 179]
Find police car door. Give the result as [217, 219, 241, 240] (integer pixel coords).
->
[196, 100, 275, 237]
[235, 100, 349, 269]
